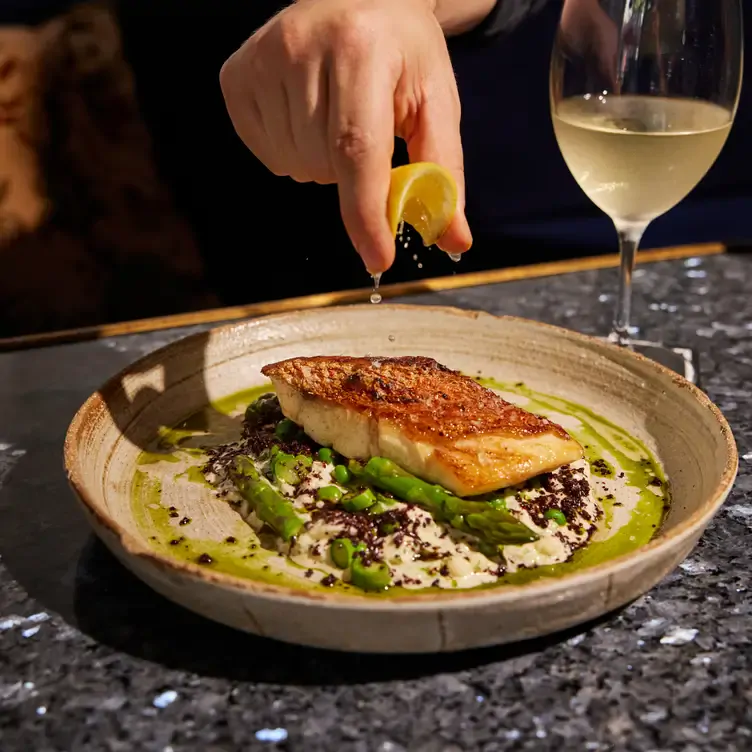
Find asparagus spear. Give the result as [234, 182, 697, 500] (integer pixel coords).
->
[351, 555, 392, 592]
[362, 457, 539, 546]
[330, 538, 393, 591]
[230, 456, 305, 541]
[342, 488, 376, 512]
[369, 494, 398, 516]
[330, 538, 363, 569]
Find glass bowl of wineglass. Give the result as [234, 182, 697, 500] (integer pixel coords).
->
[550, 0, 743, 383]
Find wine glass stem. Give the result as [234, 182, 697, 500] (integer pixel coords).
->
[611, 221, 648, 346]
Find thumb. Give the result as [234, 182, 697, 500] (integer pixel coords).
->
[404, 83, 472, 254]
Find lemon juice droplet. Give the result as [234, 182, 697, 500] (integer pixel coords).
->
[399, 221, 409, 248]
[419, 209, 429, 224]
[370, 272, 382, 304]
[448, 253, 462, 263]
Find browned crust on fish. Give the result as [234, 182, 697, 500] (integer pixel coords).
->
[261, 356, 573, 444]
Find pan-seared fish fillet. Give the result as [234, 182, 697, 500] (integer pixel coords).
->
[261, 356, 584, 497]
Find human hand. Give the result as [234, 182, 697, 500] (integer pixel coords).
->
[560, 0, 620, 89]
[219, 0, 472, 273]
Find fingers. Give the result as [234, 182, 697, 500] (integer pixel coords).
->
[328, 33, 397, 273]
[220, 46, 290, 177]
[221, 25, 339, 185]
[259, 83, 300, 177]
[286, 60, 335, 184]
[404, 70, 473, 254]
[597, 16, 621, 92]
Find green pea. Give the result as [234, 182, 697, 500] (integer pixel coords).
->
[317, 447, 333, 464]
[342, 488, 376, 512]
[270, 451, 312, 486]
[275, 418, 297, 440]
[272, 461, 299, 486]
[332, 464, 352, 484]
[317, 485, 343, 502]
[271, 452, 296, 485]
[545, 509, 567, 526]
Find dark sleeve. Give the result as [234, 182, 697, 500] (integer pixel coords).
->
[475, 0, 554, 37]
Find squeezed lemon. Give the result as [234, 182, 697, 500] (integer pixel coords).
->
[387, 162, 458, 247]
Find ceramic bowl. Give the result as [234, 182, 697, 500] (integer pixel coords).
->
[64, 305, 737, 653]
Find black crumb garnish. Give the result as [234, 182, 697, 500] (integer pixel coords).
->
[201, 394, 319, 490]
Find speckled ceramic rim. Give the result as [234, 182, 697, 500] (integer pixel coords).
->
[64, 305, 738, 611]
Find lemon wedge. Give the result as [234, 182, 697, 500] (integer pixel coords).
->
[387, 162, 458, 247]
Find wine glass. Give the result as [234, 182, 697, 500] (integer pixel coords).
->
[550, 0, 743, 376]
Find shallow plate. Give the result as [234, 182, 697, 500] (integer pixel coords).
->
[64, 305, 737, 653]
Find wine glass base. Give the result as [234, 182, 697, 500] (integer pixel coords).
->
[597, 337, 700, 386]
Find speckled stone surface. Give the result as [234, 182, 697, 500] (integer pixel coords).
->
[1, 253, 751, 752]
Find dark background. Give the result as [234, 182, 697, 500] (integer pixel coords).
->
[0, 0, 750, 335]
[115, 0, 752, 298]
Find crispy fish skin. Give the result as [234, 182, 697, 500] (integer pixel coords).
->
[261, 356, 584, 496]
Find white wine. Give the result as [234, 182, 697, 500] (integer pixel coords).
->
[553, 95, 732, 224]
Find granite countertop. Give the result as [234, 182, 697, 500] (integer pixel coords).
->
[0, 253, 750, 752]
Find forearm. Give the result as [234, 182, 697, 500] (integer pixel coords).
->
[561, 0, 604, 30]
[433, 0, 497, 36]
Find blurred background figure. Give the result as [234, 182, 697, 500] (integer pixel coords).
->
[0, 1, 219, 336]
[0, 0, 749, 338]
